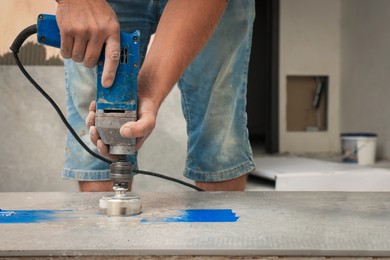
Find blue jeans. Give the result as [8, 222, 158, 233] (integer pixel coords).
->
[63, 0, 256, 182]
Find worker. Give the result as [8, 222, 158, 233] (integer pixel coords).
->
[56, 0, 256, 192]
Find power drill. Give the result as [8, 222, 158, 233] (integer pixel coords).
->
[36, 14, 141, 215]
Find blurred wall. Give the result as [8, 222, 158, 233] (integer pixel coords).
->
[279, 0, 390, 160]
[1, 0, 58, 59]
[340, 0, 390, 160]
[279, 0, 341, 153]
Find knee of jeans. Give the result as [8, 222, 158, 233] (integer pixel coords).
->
[181, 9, 254, 85]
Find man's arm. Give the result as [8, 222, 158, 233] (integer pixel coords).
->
[139, 0, 228, 107]
[88, 0, 228, 156]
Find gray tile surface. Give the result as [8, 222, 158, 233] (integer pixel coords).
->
[1, 191, 390, 257]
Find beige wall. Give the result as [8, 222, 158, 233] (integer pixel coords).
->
[1, 0, 59, 58]
[340, 0, 390, 160]
[280, 0, 390, 159]
[280, 0, 342, 153]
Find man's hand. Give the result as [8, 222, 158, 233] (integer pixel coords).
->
[86, 97, 158, 159]
[56, 0, 120, 87]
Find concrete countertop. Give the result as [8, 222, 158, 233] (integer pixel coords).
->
[1, 191, 390, 257]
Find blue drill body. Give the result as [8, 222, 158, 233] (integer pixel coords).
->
[37, 14, 140, 190]
[37, 14, 139, 156]
[95, 31, 139, 112]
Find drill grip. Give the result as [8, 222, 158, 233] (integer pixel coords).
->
[36, 14, 61, 48]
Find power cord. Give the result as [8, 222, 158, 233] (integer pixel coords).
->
[11, 24, 204, 192]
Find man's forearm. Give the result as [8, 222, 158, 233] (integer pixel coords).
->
[138, 0, 227, 109]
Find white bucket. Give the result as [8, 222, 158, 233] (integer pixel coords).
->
[340, 133, 377, 165]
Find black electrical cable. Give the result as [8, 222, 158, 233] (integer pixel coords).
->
[11, 24, 204, 192]
[134, 169, 204, 191]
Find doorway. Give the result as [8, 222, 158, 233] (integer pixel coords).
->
[247, 0, 279, 153]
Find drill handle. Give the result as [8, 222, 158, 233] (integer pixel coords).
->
[36, 13, 140, 113]
[36, 14, 61, 48]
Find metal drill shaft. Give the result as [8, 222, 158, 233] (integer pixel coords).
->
[110, 155, 134, 191]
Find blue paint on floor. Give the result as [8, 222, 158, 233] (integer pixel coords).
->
[1, 209, 239, 224]
[0, 209, 66, 224]
[141, 209, 239, 223]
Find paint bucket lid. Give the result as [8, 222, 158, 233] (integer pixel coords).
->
[340, 132, 377, 138]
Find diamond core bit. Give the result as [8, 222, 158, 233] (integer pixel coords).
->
[99, 189, 141, 216]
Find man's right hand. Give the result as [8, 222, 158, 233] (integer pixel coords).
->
[56, 0, 120, 87]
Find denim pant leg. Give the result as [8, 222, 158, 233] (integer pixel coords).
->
[179, 0, 256, 182]
[62, 0, 164, 181]
[63, 60, 111, 181]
